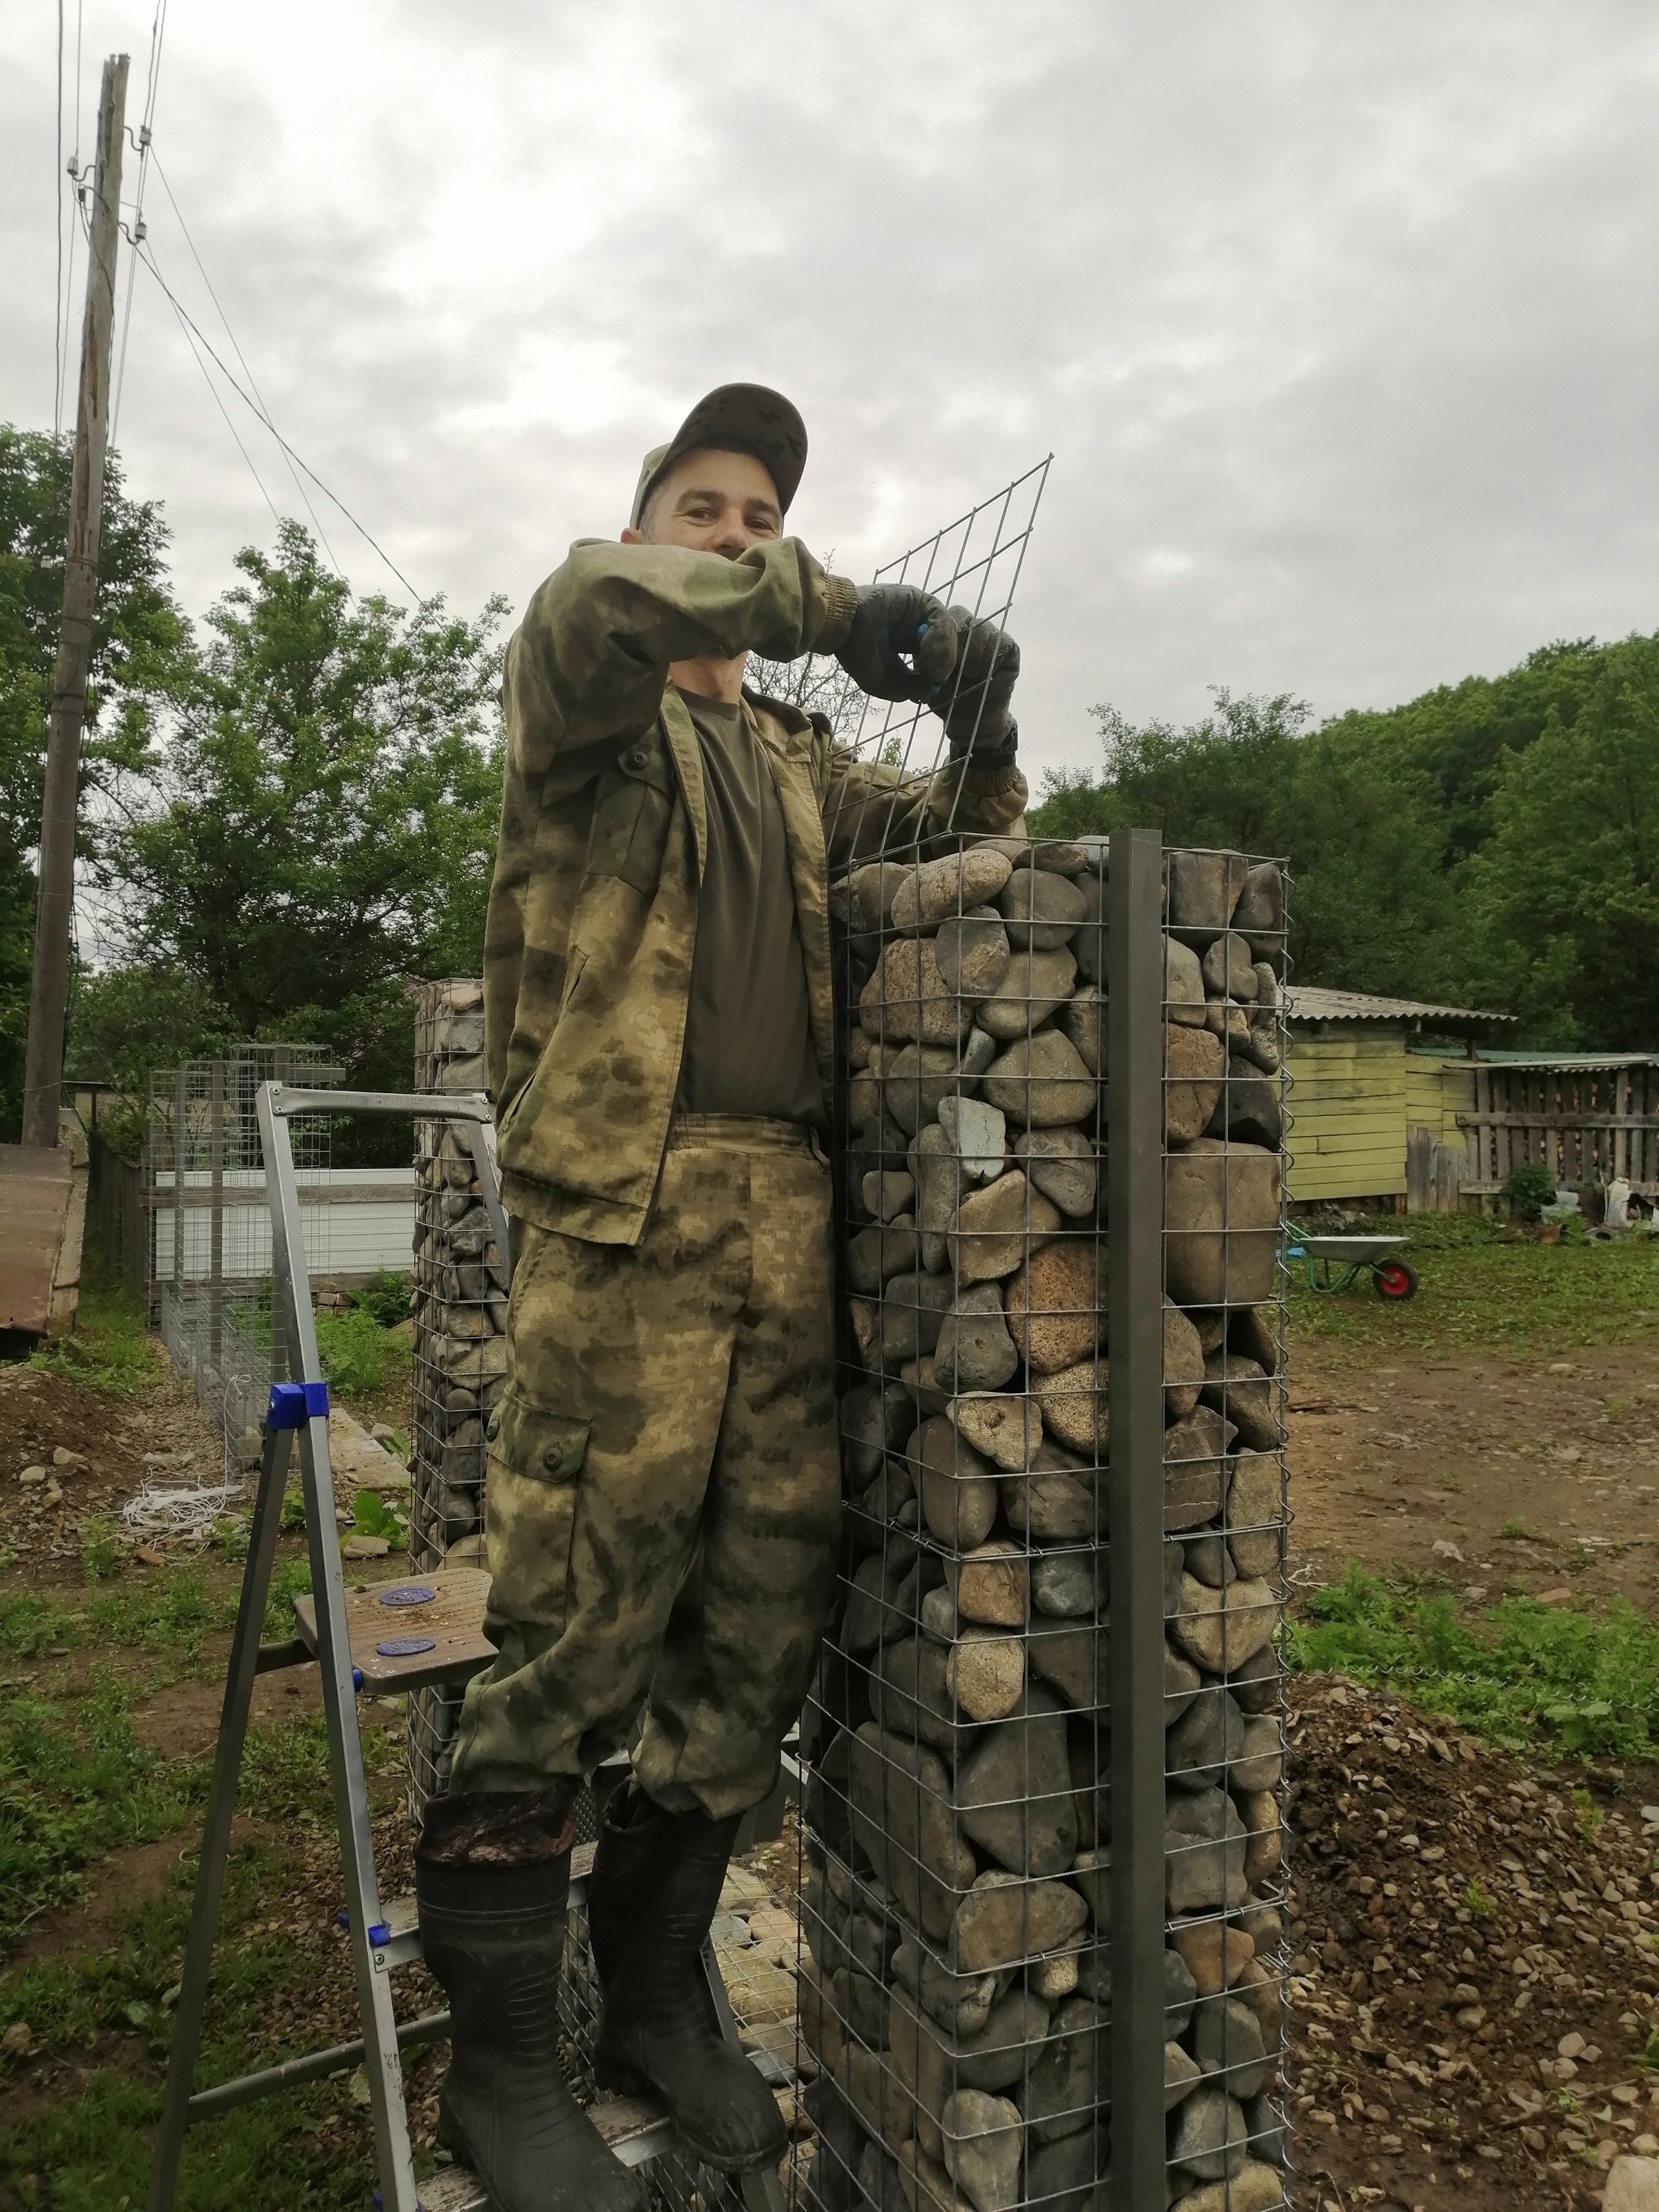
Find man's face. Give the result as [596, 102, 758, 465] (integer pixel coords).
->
[624, 446, 783, 559]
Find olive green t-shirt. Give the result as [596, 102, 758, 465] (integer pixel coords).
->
[674, 689, 825, 1128]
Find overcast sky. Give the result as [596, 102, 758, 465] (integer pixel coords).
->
[4, 2, 1659, 790]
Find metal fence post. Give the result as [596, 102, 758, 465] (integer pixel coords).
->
[1107, 827, 1167, 2208]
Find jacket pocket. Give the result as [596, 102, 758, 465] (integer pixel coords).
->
[485, 1394, 591, 1485]
[584, 737, 676, 897]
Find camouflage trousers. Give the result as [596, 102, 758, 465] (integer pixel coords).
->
[447, 1114, 841, 1820]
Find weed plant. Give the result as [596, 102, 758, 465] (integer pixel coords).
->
[28, 1224, 160, 1395]
[1290, 1561, 1659, 1758]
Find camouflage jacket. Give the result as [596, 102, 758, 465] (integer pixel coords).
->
[486, 536, 1028, 1245]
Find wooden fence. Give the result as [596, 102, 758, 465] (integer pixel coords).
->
[1457, 1060, 1659, 1197]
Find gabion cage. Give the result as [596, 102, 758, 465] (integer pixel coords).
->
[798, 834, 1291, 2212]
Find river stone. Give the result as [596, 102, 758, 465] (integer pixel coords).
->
[890, 849, 1014, 933]
[1025, 2129, 1110, 2210]
[1030, 1945, 1082, 2001]
[847, 860, 912, 931]
[1060, 987, 1104, 1074]
[1166, 1787, 1251, 1913]
[1228, 1302, 1278, 1374]
[1242, 2090, 1286, 2170]
[1168, 1574, 1277, 1674]
[1172, 2083, 1251, 2183]
[1000, 1455, 1098, 1541]
[947, 1629, 1026, 1722]
[1201, 933, 1258, 1002]
[936, 907, 1013, 998]
[1013, 1125, 1098, 1217]
[1165, 1140, 1281, 1306]
[1200, 1355, 1277, 1452]
[876, 1636, 978, 1756]
[1226, 1641, 1282, 1716]
[877, 1270, 957, 1366]
[1166, 1644, 1202, 1726]
[980, 1031, 1096, 1127]
[892, 1940, 998, 2038]
[891, 1985, 1043, 2165]
[977, 948, 1079, 1044]
[849, 1724, 977, 1942]
[911, 1121, 961, 1270]
[834, 1960, 890, 2049]
[848, 1215, 921, 1295]
[1168, 1920, 1255, 1997]
[949, 1393, 1042, 1471]
[1166, 1685, 1247, 1793]
[1166, 2039, 1202, 2112]
[1164, 1299, 1205, 1420]
[1158, 1407, 1239, 1531]
[1183, 1531, 1235, 1588]
[1177, 2163, 1285, 2212]
[1239, 1791, 1282, 1888]
[886, 1044, 969, 1137]
[1242, 1003, 1282, 1077]
[904, 1355, 950, 1418]
[1031, 1552, 1097, 1618]
[941, 2090, 1023, 2212]
[952, 1871, 1089, 1972]
[1034, 1356, 1108, 1456]
[1232, 1717, 1282, 1794]
[1028, 1621, 1104, 1709]
[936, 1283, 1021, 1394]
[956, 1707, 1078, 1879]
[1231, 860, 1285, 954]
[1203, 1000, 1252, 1055]
[1004, 1239, 1104, 1376]
[1017, 1994, 1105, 2143]
[915, 1415, 1001, 1549]
[995, 869, 1087, 950]
[1167, 850, 1246, 939]
[1165, 934, 1207, 1026]
[947, 1540, 1029, 1628]
[843, 1381, 915, 1482]
[949, 1171, 1062, 1284]
[1166, 1021, 1226, 1147]
[865, 1168, 916, 1220]
[1205, 1053, 1282, 1150]
[862, 937, 975, 1046]
[937, 1095, 1009, 1182]
[841, 1552, 899, 1651]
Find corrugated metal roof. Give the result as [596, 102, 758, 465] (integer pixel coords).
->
[1465, 1050, 1659, 1069]
[1283, 984, 1513, 1028]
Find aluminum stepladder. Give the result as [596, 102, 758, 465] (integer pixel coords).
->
[147, 1083, 788, 2212]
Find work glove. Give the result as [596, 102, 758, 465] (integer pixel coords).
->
[934, 608, 1020, 758]
[836, 583, 961, 702]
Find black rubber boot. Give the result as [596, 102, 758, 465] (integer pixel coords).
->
[416, 1797, 645, 2212]
[586, 1788, 787, 2175]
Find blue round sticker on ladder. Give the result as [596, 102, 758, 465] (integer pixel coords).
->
[376, 1636, 436, 1658]
[378, 1586, 436, 1608]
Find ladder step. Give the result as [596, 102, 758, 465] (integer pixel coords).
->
[292, 1566, 495, 1693]
[416, 2094, 676, 2210]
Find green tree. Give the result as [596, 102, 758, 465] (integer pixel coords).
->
[103, 523, 505, 1138]
[0, 425, 187, 1136]
[1468, 638, 1659, 1047]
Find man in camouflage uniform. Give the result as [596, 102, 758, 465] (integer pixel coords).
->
[414, 385, 1027, 2212]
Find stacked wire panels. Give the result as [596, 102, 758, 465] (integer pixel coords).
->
[407, 979, 504, 1816]
[799, 838, 1292, 2212]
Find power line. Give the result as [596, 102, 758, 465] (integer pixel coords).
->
[147, 143, 342, 574]
[111, 0, 168, 446]
[158, 274, 284, 531]
[135, 240, 422, 600]
[53, 0, 63, 437]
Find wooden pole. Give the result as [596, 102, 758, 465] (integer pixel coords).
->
[20, 53, 130, 1148]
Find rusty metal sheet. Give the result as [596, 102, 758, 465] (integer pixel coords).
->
[0, 1143, 73, 1336]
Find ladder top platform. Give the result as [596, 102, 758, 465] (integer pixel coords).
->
[292, 1567, 495, 1693]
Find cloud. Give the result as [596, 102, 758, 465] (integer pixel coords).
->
[3, 0, 1659, 790]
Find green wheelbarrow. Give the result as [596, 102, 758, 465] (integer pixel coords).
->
[1286, 1233, 1418, 1300]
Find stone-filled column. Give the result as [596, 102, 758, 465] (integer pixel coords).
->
[406, 976, 508, 1816]
[797, 838, 1291, 2212]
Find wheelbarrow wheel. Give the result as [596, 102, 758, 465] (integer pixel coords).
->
[1373, 1259, 1418, 1300]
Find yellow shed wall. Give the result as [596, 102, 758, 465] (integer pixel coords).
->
[1286, 1032, 1410, 1201]
[1404, 1053, 1474, 1148]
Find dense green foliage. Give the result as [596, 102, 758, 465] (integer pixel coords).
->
[1031, 634, 1659, 1047]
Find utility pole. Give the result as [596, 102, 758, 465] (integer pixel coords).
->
[20, 52, 130, 1148]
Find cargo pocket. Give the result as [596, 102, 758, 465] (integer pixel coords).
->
[584, 740, 676, 896]
[481, 1394, 591, 1636]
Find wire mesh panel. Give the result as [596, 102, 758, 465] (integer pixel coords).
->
[800, 836, 1292, 2212]
[407, 980, 505, 1816]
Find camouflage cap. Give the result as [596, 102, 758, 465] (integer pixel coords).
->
[629, 383, 808, 529]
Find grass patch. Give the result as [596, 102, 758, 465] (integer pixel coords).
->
[27, 1219, 161, 1396]
[312, 1302, 412, 1400]
[1286, 1210, 1659, 1351]
[0, 1556, 311, 1672]
[1290, 1561, 1659, 1759]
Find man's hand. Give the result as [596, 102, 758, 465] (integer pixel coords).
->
[932, 608, 1020, 758]
[836, 583, 960, 702]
